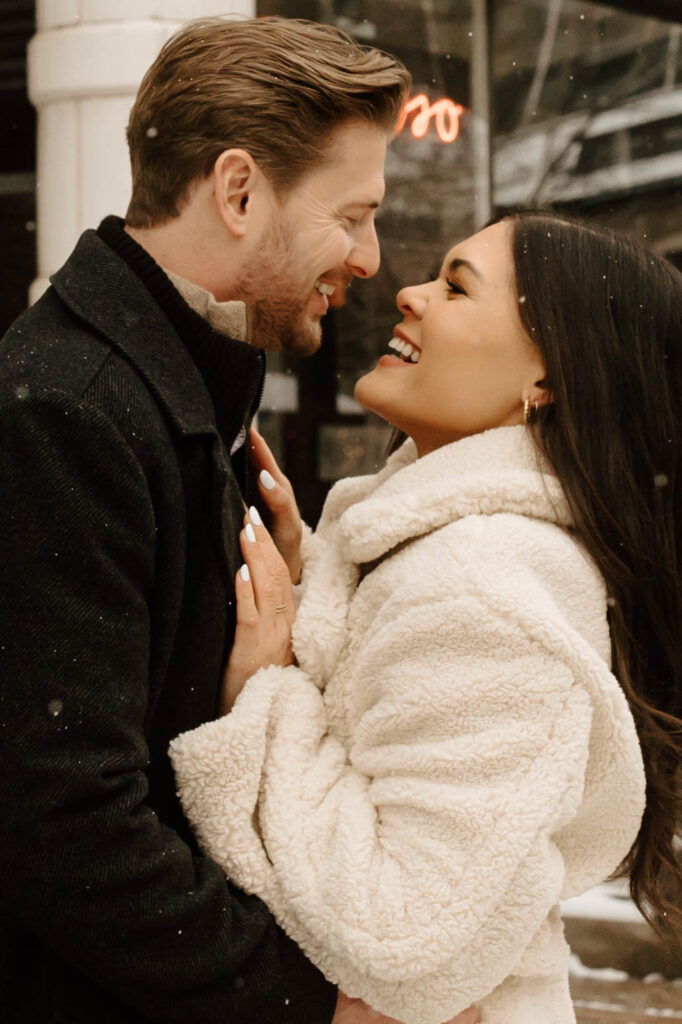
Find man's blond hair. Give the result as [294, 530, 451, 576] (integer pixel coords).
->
[126, 16, 410, 228]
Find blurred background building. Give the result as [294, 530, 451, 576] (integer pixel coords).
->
[1, 0, 681, 525]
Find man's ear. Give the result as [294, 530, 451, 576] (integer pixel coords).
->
[213, 149, 263, 238]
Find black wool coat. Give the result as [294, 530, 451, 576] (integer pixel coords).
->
[0, 229, 337, 1023]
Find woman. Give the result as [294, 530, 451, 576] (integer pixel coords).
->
[170, 211, 682, 1024]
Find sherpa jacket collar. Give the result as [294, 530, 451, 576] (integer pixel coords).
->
[322, 426, 574, 565]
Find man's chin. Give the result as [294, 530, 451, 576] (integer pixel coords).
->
[297, 320, 323, 355]
[276, 317, 323, 357]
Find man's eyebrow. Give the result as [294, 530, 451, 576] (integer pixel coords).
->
[446, 257, 483, 281]
[341, 200, 382, 212]
[339, 202, 382, 215]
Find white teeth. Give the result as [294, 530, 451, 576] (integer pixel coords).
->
[315, 281, 336, 296]
[388, 337, 420, 363]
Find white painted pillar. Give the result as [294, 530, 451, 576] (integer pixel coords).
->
[470, 0, 492, 228]
[27, 0, 255, 302]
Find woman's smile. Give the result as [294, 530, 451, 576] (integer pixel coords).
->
[379, 334, 421, 367]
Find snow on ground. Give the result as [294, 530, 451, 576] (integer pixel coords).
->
[569, 954, 631, 982]
[568, 953, 682, 986]
[562, 879, 646, 924]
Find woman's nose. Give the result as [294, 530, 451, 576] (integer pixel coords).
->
[396, 283, 427, 318]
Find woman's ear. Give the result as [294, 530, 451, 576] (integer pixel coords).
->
[212, 149, 262, 238]
[532, 377, 554, 410]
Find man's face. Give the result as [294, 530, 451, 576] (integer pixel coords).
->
[233, 120, 388, 355]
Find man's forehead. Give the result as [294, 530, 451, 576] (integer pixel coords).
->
[304, 121, 388, 204]
[291, 164, 386, 213]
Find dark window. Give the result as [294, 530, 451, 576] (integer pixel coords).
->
[0, 0, 36, 336]
[0, 0, 36, 175]
[577, 114, 682, 174]
[630, 114, 682, 160]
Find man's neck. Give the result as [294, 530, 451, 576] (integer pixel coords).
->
[163, 268, 250, 343]
[124, 211, 237, 302]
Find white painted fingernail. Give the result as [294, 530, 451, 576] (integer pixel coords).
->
[248, 505, 262, 527]
[245, 523, 256, 543]
[240, 563, 250, 582]
[260, 469, 276, 491]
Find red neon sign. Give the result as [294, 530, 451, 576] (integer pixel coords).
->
[397, 94, 465, 144]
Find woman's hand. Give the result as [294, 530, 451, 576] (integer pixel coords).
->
[220, 507, 296, 714]
[249, 426, 303, 584]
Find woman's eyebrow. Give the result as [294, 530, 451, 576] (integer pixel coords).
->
[445, 257, 483, 281]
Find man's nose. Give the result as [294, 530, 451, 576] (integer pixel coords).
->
[346, 221, 381, 279]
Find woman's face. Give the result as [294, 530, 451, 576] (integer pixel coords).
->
[354, 220, 550, 456]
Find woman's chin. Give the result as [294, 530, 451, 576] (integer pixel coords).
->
[354, 369, 401, 430]
[353, 371, 376, 411]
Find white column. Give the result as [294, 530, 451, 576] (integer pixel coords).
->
[470, 0, 492, 229]
[27, 0, 255, 302]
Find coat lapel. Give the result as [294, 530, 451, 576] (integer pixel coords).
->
[50, 230, 220, 439]
[50, 230, 249, 587]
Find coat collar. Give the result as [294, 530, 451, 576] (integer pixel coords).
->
[50, 228, 260, 440]
[326, 426, 573, 565]
[293, 426, 573, 689]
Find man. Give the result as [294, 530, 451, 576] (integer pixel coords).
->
[0, 15, 478, 1024]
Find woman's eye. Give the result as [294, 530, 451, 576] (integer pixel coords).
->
[427, 272, 466, 296]
[445, 278, 466, 296]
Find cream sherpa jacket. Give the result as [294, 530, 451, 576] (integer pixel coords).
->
[170, 426, 646, 1024]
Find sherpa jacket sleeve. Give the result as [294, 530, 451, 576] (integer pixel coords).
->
[0, 387, 336, 1024]
[169, 547, 599, 1024]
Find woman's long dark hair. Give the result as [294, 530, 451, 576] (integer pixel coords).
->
[502, 209, 682, 939]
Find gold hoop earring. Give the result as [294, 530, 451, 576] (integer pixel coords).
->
[523, 398, 539, 424]
[523, 398, 531, 424]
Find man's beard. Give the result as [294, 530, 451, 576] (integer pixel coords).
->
[232, 220, 323, 357]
